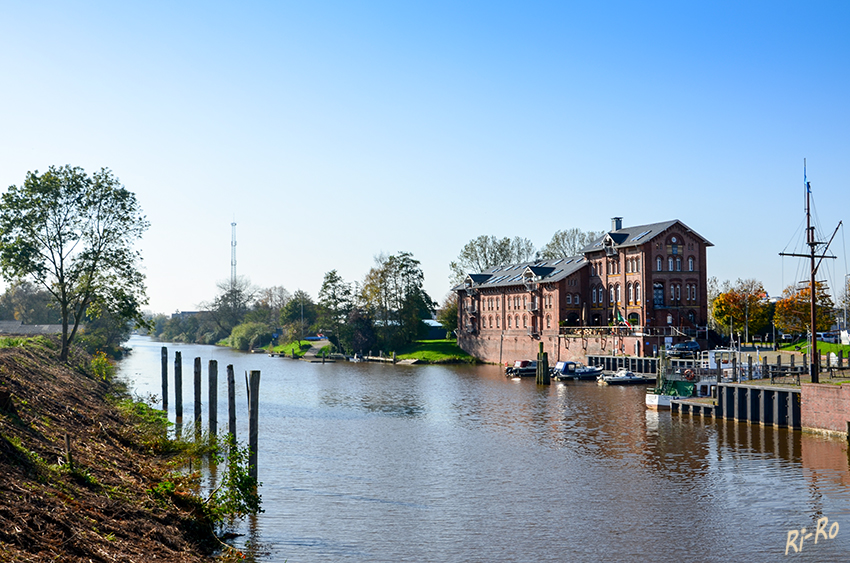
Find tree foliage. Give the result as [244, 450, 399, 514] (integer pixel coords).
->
[200, 276, 257, 340]
[0, 165, 149, 361]
[317, 270, 353, 351]
[539, 228, 605, 260]
[449, 235, 536, 285]
[361, 251, 435, 350]
[0, 281, 62, 325]
[774, 281, 835, 335]
[711, 278, 770, 338]
[437, 292, 458, 337]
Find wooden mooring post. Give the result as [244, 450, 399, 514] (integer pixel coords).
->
[208, 360, 218, 438]
[64, 433, 73, 470]
[174, 351, 183, 424]
[227, 364, 236, 438]
[194, 357, 202, 438]
[246, 370, 261, 481]
[536, 342, 550, 385]
[161, 346, 168, 412]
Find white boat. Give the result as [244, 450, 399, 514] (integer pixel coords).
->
[598, 368, 653, 385]
[505, 360, 537, 377]
[551, 361, 603, 381]
[646, 371, 697, 409]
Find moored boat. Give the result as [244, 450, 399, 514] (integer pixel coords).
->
[597, 368, 654, 385]
[506, 360, 537, 377]
[551, 361, 603, 381]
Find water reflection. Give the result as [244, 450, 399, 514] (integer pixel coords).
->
[118, 337, 850, 562]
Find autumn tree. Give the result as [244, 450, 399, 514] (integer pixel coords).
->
[0, 166, 148, 361]
[201, 276, 257, 341]
[774, 281, 835, 336]
[711, 278, 770, 340]
[449, 236, 536, 285]
[540, 228, 605, 260]
[436, 292, 458, 337]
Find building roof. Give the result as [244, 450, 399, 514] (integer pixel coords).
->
[457, 255, 587, 291]
[582, 219, 713, 253]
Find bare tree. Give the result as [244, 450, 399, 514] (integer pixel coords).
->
[539, 228, 605, 260]
[449, 235, 536, 284]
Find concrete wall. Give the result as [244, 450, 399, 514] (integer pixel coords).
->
[801, 383, 850, 436]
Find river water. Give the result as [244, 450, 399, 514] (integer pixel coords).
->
[117, 336, 850, 562]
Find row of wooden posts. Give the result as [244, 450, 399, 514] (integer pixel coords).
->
[159, 347, 260, 480]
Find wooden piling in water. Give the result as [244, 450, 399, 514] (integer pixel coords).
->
[246, 370, 261, 481]
[161, 347, 168, 412]
[536, 342, 550, 385]
[194, 357, 202, 438]
[174, 351, 183, 424]
[747, 356, 753, 380]
[227, 364, 236, 438]
[209, 360, 218, 437]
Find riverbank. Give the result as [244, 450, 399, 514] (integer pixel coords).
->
[396, 339, 479, 363]
[0, 337, 217, 562]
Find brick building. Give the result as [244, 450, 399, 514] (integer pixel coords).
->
[455, 217, 712, 364]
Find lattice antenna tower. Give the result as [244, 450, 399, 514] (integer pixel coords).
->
[230, 220, 237, 292]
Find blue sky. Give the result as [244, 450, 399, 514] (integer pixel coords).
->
[1, 1, 848, 314]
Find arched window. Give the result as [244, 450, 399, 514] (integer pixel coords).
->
[676, 257, 681, 272]
[523, 315, 527, 328]
[516, 315, 520, 328]
[574, 294, 580, 305]
[676, 285, 681, 300]
[668, 257, 674, 271]
[635, 283, 640, 303]
[609, 286, 615, 303]
[635, 257, 640, 272]
[670, 285, 675, 300]
[657, 256, 663, 271]
[496, 317, 500, 328]
[688, 256, 695, 271]
[507, 316, 512, 328]
[546, 315, 551, 329]
[615, 285, 621, 303]
[592, 287, 597, 304]
[566, 294, 572, 304]
[489, 316, 493, 328]
[628, 283, 633, 303]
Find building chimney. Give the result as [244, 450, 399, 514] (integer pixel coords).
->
[611, 217, 623, 231]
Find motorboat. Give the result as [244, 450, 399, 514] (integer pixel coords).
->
[551, 361, 603, 381]
[646, 379, 695, 409]
[505, 360, 537, 377]
[597, 368, 653, 385]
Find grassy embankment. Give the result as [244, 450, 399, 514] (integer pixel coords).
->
[0, 336, 246, 562]
[396, 339, 478, 364]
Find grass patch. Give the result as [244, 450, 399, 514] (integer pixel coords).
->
[395, 339, 478, 364]
[272, 340, 313, 356]
[780, 341, 850, 355]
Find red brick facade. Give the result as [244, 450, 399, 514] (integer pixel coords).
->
[801, 383, 850, 436]
[457, 218, 711, 364]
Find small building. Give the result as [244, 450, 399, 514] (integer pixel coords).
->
[455, 217, 712, 364]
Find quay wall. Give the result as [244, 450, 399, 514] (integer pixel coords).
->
[801, 383, 850, 436]
[458, 333, 644, 365]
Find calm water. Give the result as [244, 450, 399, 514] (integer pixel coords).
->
[118, 336, 850, 562]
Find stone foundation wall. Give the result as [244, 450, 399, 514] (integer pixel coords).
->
[458, 332, 649, 365]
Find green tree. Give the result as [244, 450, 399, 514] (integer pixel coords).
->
[0, 280, 62, 324]
[449, 235, 536, 285]
[539, 228, 605, 260]
[201, 276, 256, 340]
[318, 270, 353, 350]
[437, 292, 458, 337]
[361, 251, 435, 349]
[280, 289, 317, 341]
[0, 165, 149, 361]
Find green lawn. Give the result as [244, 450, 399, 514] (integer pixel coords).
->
[271, 340, 314, 356]
[780, 341, 850, 356]
[395, 339, 478, 364]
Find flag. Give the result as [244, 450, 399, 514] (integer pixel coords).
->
[614, 305, 632, 329]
